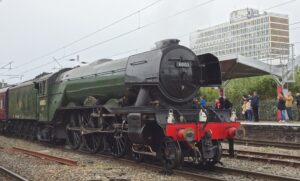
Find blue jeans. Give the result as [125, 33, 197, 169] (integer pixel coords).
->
[286, 107, 293, 120]
[280, 110, 286, 120]
[246, 110, 252, 121]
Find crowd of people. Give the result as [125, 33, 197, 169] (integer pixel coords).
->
[214, 96, 233, 110]
[194, 95, 233, 110]
[277, 91, 300, 122]
[241, 91, 260, 122]
[194, 90, 300, 122]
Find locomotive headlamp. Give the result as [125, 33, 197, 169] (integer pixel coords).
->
[177, 128, 195, 142]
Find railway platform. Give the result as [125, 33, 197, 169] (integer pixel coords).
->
[235, 121, 300, 144]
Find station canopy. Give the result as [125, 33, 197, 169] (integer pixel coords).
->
[218, 55, 282, 81]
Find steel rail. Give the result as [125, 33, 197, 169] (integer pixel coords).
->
[215, 166, 300, 181]
[235, 139, 300, 149]
[3, 141, 300, 180]
[6, 145, 221, 180]
[100, 153, 223, 181]
[143, 162, 223, 181]
[11, 147, 78, 166]
[222, 152, 300, 168]
[76, 147, 300, 181]
[6, 145, 300, 180]
[0, 166, 28, 181]
[80, 148, 300, 181]
[223, 148, 300, 160]
[76, 149, 224, 181]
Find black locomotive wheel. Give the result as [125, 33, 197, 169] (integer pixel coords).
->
[198, 140, 222, 168]
[160, 137, 182, 170]
[207, 140, 222, 167]
[17, 121, 25, 137]
[109, 131, 128, 157]
[23, 122, 31, 138]
[66, 113, 81, 150]
[83, 133, 104, 153]
[81, 113, 104, 153]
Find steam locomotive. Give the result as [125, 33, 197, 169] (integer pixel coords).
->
[0, 39, 240, 169]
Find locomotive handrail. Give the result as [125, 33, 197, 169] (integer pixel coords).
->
[63, 68, 126, 82]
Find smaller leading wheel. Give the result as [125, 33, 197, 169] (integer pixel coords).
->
[199, 140, 222, 168]
[160, 137, 182, 170]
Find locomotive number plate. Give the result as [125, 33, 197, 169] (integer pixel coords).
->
[176, 62, 190, 68]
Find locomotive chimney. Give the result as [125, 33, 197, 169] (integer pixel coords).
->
[155, 39, 180, 49]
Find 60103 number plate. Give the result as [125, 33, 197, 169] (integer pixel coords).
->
[176, 62, 190, 68]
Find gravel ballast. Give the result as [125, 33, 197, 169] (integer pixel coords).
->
[1, 136, 300, 180]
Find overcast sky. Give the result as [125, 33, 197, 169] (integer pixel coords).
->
[0, 0, 299, 84]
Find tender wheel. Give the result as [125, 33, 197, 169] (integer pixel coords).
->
[66, 113, 81, 150]
[160, 137, 182, 169]
[29, 123, 38, 140]
[81, 113, 104, 153]
[109, 131, 128, 157]
[16, 121, 24, 137]
[23, 122, 31, 139]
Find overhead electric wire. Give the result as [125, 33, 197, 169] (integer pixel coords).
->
[20, 28, 141, 74]
[108, 49, 138, 58]
[262, 0, 296, 11]
[7, 0, 298, 78]
[92, 0, 300, 67]
[290, 26, 300, 30]
[0, 0, 164, 74]
[19, 0, 215, 75]
[0, 61, 13, 70]
[290, 21, 300, 26]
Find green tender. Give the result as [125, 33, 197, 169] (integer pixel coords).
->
[8, 81, 37, 120]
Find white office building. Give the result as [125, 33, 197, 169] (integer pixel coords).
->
[190, 8, 290, 62]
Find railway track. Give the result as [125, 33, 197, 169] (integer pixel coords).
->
[11, 147, 78, 166]
[222, 148, 300, 168]
[79, 148, 300, 181]
[2, 144, 300, 181]
[0, 166, 28, 181]
[235, 139, 300, 149]
[214, 166, 300, 181]
[12, 147, 77, 166]
[0, 145, 221, 180]
[80, 149, 224, 181]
